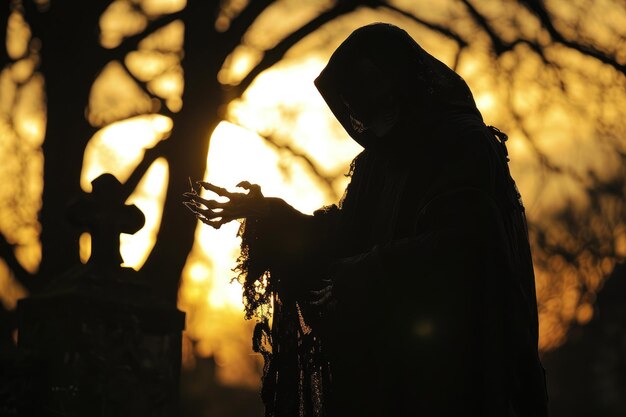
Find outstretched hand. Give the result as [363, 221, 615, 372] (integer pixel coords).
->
[182, 179, 269, 229]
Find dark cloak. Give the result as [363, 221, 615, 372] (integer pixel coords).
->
[236, 23, 548, 417]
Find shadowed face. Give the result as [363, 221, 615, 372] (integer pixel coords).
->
[338, 58, 400, 139]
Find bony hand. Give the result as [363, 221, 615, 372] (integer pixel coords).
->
[182, 180, 269, 229]
[310, 279, 336, 310]
[308, 248, 381, 312]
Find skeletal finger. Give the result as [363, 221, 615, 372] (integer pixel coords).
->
[236, 181, 262, 195]
[196, 181, 235, 198]
[195, 207, 233, 221]
[195, 212, 231, 229]
[183, 201, 204, 216]
[198, 204, 249, 221]
[310, 284, 333, 306]
[183, 202, 221, 219]
[188, 177, 198, 194]
[310, 290, 334, 306]
[182, 193, 230, 209]
[181, 195, 198, 205]
[205, 215, 240, 229]
[182, 202, 195, 215]
[197, 215, 221, 229]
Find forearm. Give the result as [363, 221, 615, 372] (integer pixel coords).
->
[244, 197, 316, 259]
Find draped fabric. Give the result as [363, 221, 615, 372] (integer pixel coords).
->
[236, 23, 548, 417]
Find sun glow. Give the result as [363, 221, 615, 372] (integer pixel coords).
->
[80, 115, 172, 191]
[120, 157, 169, 269]
[179, 116, 349, 385]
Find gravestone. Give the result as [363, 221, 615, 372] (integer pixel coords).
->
[17, 174, 185, 417]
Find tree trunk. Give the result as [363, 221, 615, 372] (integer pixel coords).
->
[37, 0, 109, 278]
[0, 2, 10, 69]
[141, 0, 224, 305]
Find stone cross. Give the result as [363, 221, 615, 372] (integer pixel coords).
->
[67, 173, 145, 271]
[17, 173, 184, 417]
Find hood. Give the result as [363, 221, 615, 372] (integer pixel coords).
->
[314, 23, 482, 149]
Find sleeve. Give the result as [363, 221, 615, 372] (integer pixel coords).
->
[238, 198, 340, 267]
[236, 197, 342, 318]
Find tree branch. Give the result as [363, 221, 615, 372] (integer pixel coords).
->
[0, 1, 11, 69]
[451, 46, 463, 71]
[20, 0, 47, 43]
[509, 106, 587, 184]
[90, 62, 177, 128]
[518, 0, 626, 76]
[121, 60, 163, 102]
[104, 10, 185, 62]
[508, 38, 544, 57]
[232, 0, 362, 97]
[378, 2, 468, 47]
[0, 233, 35, 293]
[259, 132, 343, 201]
[459, 0, 599, 78]
[459, 0, 509, 54]
[212, 0, 274, 61]
[120, 139, 169, 201]
[224, 0, 274, 41]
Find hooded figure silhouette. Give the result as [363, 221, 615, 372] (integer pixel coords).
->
[224, 23, 548, 417]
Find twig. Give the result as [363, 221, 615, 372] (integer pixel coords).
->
[103, 10, 185, 63]
[120, 140, 169, 201]
[233, 0, 362, 97]
[0, 233, 35, 293]
[224, 0, 274, 41]
[259, 132, 343, 201]
[519, 0, 626, 76]
[459, 0, 509, 54]
[379, 2, 468, 48]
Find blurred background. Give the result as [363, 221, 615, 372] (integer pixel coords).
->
[0, 0, 624, 416]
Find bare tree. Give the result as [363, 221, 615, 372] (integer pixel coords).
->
[0, 0, 624, 358]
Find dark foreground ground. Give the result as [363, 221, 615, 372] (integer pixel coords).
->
[181, 263, 626, 417]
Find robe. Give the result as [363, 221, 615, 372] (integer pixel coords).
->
[236, 23, 549, 417]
